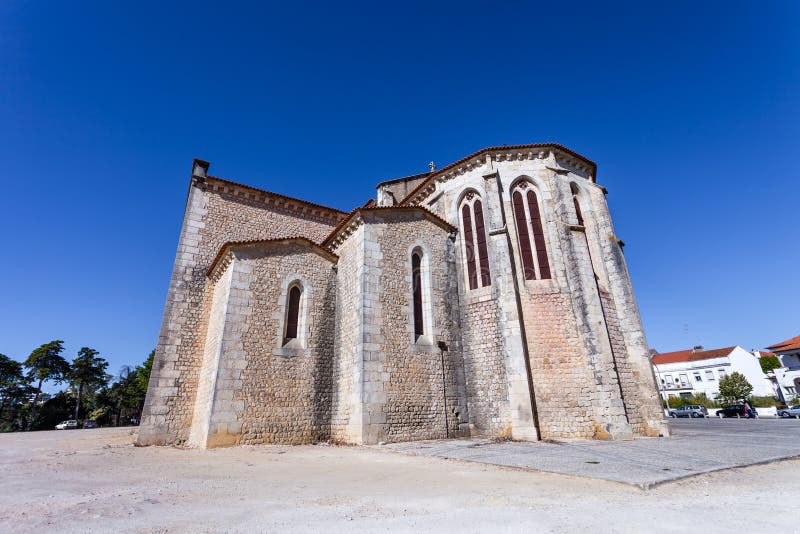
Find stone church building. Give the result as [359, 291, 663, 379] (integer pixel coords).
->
[138, 143, 668, 448]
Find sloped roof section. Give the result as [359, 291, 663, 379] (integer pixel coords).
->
[652, 346, 738, 365]
[767, 335, 800, 353]
[207, 237, 338, 280]
[398, 143, 597, 207]
[322, 206, 456, 250]
[190, 160, 348, 226]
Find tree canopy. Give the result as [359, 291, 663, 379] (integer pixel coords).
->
[759, 355, 782, 374]
[24, 340, 70, 405]
[1, 343, 154, 432]
[718, 372, 754, 404]
[69, 347, 110, 420]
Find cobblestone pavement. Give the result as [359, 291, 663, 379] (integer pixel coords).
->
[378, 418, 800, 488]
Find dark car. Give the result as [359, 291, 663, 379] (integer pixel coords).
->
[82, 420, 98, 429]
[716, 405, 757, 418]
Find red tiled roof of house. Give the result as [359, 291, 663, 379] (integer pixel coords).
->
[767, 335, 800, 353]
[756, 351, 777, 358]
[651, 346, 737, 365]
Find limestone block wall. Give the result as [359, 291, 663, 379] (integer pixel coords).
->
[376, 174, 429, 206]
[330, 227, 363, 442]
[533, 171, 630, 439]
[188, 242, 337, 447]
[368, 213, 468, 442]
[187, 263, 233, 447]
[582, 185, 669, 436]
[328, 210, 469, 444]
[416, 152, 654, 439]
[234, 245, 336, 445]
[458, 295, 511, 436]
[138, 167, 343, 446]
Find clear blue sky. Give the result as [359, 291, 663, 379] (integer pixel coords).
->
[1, 1, 798, 386]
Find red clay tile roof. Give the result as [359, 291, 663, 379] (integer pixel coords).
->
[206, 175, 348, 217]
[767, 335, 800, 353]
[321, 206, 457, 249]
[756, 351, 777, 358]
[651, 346, 737, 365]
[398, 143, 597, 207]
[206, 237, 338, 278]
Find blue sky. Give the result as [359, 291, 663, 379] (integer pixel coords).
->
[1, 1, 798, 387]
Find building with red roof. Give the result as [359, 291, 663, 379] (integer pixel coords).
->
[651, 345, 774, 401]
[764, 335, 800, 403]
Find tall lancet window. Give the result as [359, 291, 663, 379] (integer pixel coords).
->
[511, 181, 551, 280]
[459, 192, 491, 290]
[571, 182, 584, 226]
[284, 284, 302, 345]
[412, 251, 424, 339]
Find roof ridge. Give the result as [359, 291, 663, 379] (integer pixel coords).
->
[397, 143, 597, 207]
[321, 205, 456, 249]
[206, 236, 337, 278]
[205, 175, 349, 217]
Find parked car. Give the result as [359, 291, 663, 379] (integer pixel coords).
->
[82, 420, 98, 429]
[669, 405, 708, 418]
[716, 405, 757, 418]
[55, 420, 78, 430]
[777, 405, 800, 418]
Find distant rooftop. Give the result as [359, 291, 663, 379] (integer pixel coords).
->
[651, 346, 737, 365]
[767, 335, 800, 353]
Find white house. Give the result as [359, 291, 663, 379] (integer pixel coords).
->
[651, 345, 774, 401]
[760, 335, 800, 403]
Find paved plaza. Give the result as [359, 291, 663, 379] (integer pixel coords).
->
[380, 418, 800, 488]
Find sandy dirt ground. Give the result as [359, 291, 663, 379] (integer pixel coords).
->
[0, 428, 798, 533]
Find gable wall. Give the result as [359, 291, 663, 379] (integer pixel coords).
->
[138, 180, 341, 446]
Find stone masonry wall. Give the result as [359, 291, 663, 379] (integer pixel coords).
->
[138, 175, 342, 446]
[230, 245, 336, 445]
[187, 263, 233, 447]
[459, 295, 511, 436]
[369, 214, 469, 442]
[521, 287, 599, 438]
[586, 186, 669, 436]
[330, 228, 362, 442]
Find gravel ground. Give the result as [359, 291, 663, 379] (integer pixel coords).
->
[0, 427, 798, 533]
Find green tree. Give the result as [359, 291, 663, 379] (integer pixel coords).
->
[0, 354, 32, 423]
[69, 347, 110, 420]
[718, 372, 753, 404]
[759, 355, 782, 374]
[134, 350, 154, 398]
[24, 341, 69, 406]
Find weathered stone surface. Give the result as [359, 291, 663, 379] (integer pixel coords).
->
[138, 145, 669, 449]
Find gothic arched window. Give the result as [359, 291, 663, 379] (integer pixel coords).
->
[459, 192, 491, 290]
[570, 182, 584, 226]
[284, 284, 302, 345]
[412, 251, 424, 339]
[511, 181, 551, 280]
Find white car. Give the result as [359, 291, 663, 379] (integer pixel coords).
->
[777, 405, 800, 418]
[55, 420, 78, 430]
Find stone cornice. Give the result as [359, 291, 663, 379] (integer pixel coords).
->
[189, 159, 347, 227]
[322, 206, 457, 251]
[400, 143, 597, 208]
[206, 237, 338, 282]
[203, 176, 347, 226]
